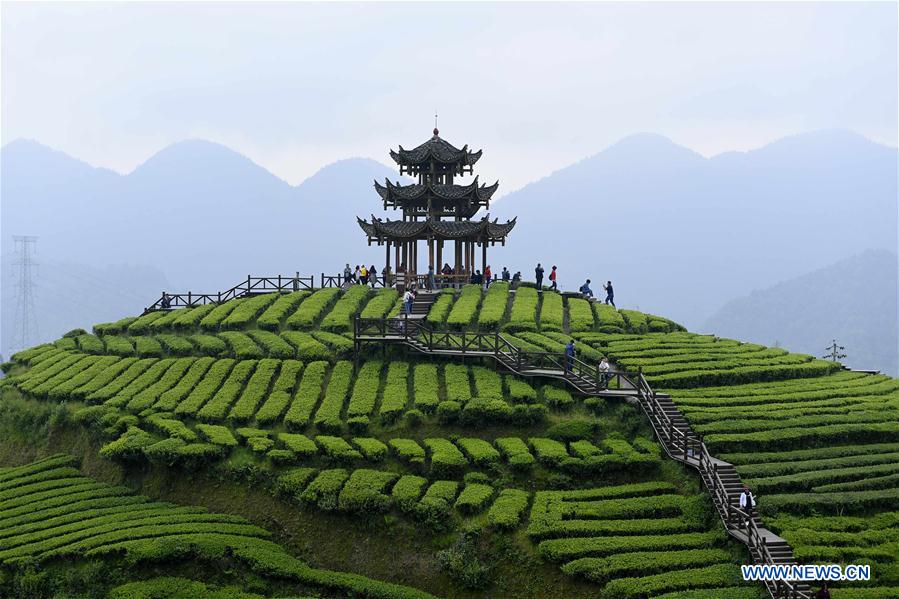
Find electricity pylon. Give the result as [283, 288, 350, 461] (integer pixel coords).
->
[822, 339, 847, 362]
[12, 235, 39, 352]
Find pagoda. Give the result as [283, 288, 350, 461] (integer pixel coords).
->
[357, 128, 516, 287]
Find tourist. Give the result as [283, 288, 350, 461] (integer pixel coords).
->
[343, 263, 352, 284]
[603, 280, 615, 307]
[360, 264, 368, 285]
[484, 264, 492, 288]
[441, 263, 453, 288]
[160, 293, 171, 309]
[548, 265, 558, 291]
[381, 265, 390, 287]
[428, 264, 436, 290]
[598, 357, 611, 386]
[511, 271, 522, 289]
[739, 485, 756, 527]
[353, 265, 361, 283]
[369, 265, 378, 288]
[565, 339, 575, 373]
[501, 267, 510, 282]
[579, 279, 593, 298]
[814, 583, 830, 599]
[402, 288, 415, 316]
[535, 263, 545, 290]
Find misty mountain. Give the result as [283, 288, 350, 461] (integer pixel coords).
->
[1, 139, 401, 293]
[703, 249, 898, 376]
[490, 130, 897, 328]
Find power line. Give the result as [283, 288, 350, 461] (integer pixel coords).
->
[822, 339, 847, 362]
[12, 235, 39, 352]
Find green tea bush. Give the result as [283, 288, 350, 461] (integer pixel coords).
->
[477, 282, 509, 328]
[539, 292, 563, 332]
[299, 469, 349, 511]
[280, 331, 331, 361]
[257, 291, 309, 330]
[378, 361, 409, 423]
[446, 285, 482, 328]
[486, 488, 529, 529]
[504, 287, 538, 332]
[218, 331, 264, 359]
[321, 285, 370, 332]
[220, 293, 279, 330]
[567, 298, 595, 332]
[246, 330, 295, 358]
[196, 360, 257, 421]
[313, 360, 353, 432]
[412, 363, 440, 412]
[285, 288, 340, 329]
[337, 469, 398, 513]
[424, 438, 468, 476]
[284, 361, 328, 429]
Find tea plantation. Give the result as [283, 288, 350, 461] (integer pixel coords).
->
[1, 283, 895, 598]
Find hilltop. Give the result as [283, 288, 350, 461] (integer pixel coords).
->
[1, 282, 896, 597]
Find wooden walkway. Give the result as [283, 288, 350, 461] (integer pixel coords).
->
[354, 315, 813, 599]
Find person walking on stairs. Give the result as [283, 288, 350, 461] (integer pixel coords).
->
[603, 280, 615, 307]
[535, 263, 545, 290]
[402, 288, 415, 316]
[565, 339, 575, 374]
[598, 357, 611, 386]
[548, 266, 558, 291]
[739, 485, 756, 528]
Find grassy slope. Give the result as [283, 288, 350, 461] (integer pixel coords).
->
[5, 285, 893, 596]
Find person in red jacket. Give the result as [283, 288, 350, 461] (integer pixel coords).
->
[484, 264, 492, 288]
[548, 265, 558, 291]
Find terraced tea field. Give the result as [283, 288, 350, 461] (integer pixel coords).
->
[1, 283, 895, 597]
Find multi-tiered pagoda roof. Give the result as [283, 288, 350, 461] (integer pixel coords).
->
[358, 128, 515, 278]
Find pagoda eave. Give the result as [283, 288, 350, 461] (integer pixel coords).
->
[357, 216, 515, 243]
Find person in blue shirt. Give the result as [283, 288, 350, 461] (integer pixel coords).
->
[565, 340, 575, 373]
[604, 281, 615, 307]
[579, 279, 593, 298]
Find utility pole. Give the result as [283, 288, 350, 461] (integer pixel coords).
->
[12, 235, 39, 353]
[822, 339, 847, 362]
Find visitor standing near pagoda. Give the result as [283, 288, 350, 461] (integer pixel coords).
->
[535, 263, 545, 290]
[357, 127, 516, 288]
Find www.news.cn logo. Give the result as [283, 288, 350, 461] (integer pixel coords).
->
[741, 564, 871, 582]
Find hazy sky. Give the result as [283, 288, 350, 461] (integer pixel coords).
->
[2, 2, 896, 192]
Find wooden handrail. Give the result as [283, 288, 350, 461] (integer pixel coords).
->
[353, 317, 810, 598]
[144, 274, 315, 313]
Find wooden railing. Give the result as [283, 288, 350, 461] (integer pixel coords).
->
[354, 316, 635, 394]
[354, 315, 809, 599]
[632, 375, 809, 599]
[144, 274, 314, 313]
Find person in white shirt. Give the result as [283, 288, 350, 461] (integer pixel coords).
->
[598, 357, 611, 386]
[739, 485, 755, 527]
[403, 290, 415, 316]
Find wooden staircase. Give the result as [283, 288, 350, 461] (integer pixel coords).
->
[353, 315, 814, 599]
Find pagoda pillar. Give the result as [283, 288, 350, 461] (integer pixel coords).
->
[385, 241, 391, 274]
[428, 238, 434, 270]
[481, 241, 487, 278]
[454, 240, 462, 276]
[436, 240, 443, 272]
[464, 241, 471, 275]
